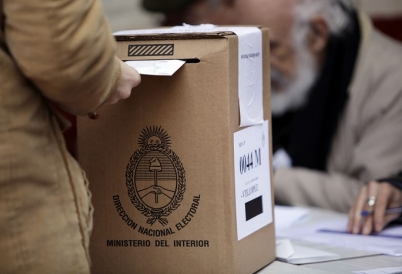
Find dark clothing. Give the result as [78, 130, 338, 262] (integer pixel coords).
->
[272, 10, 361, 171]
[379, 170, 402, 190]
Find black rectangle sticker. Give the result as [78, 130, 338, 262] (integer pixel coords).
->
[245, 196, 263, 221]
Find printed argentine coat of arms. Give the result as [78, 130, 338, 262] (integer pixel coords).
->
[126, 126, 186, 226]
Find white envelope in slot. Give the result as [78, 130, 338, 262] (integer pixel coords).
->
[125, 60, 185, 76]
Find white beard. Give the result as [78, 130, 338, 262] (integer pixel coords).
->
[271, 45, 318, 116]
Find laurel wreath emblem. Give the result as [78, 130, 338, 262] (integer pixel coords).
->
[126, 144, 186, 226]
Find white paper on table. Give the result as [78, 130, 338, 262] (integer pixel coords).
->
[125, 60, 185, 76]
[276, 239, 294, 259]
[318, 218, 402, 238]
[277, 215, 402, 256]
[233, 120, 272, 240]
[274, 205, 310, 230]
[354, 267, 402, 274]
[276, 239, 340, 264]
[116, 25, 264, 127]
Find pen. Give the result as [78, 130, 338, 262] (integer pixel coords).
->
[361, 206, 402, 217]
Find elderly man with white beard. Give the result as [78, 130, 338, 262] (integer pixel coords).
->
[143, 0, 402, 213]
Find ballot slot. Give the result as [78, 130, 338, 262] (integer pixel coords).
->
[123, 58, 200, 63]
[124, 59, 200, 76]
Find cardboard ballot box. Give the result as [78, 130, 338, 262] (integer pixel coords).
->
[77, 26, 275, 274]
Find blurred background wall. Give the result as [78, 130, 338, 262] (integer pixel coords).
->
[101, 0, 160, 31]
[358, 0, 402, 42]
[101, 0, 402, 44]
[102, 0, 402, 32]
[358, 0, 402, 18]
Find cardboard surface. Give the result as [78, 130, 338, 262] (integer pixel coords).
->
[77, 27, 275, 274]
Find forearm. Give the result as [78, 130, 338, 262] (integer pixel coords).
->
[274, 167, 365, 213]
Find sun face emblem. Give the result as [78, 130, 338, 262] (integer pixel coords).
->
[126, 126, 186, 226]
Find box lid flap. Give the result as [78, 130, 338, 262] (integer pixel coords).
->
[113, 25, 263, 41]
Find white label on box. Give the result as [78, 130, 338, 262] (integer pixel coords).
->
[233, 120, 272, 241]
[231, 27, 264, 127]
[114, 25, 264, 127]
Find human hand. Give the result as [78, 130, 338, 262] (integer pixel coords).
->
[347, 181, 402, 235]
[105, 61, 141, 105]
